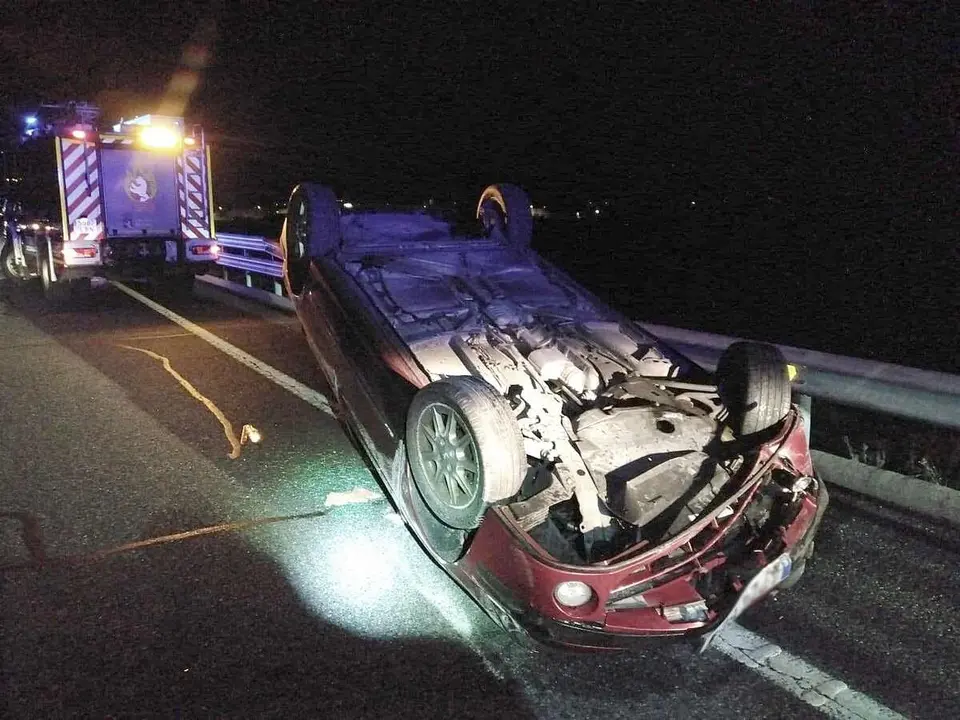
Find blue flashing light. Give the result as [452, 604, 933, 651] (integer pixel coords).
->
[25, 115, 37, 127]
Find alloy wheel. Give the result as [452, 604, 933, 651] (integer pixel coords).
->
[415, 402, 481, 511]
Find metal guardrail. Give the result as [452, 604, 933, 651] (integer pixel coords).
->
[641, 323, 960, 432]
[215, 233, 284, 278]
[210, 232, 960, 432]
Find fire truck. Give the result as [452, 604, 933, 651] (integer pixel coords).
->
[1, 102, 218, 300]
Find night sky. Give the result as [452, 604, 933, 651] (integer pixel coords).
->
[2, 1, 958, 364]
[3, 2, 956, 204]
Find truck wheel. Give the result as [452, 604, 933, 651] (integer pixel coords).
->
[716, 341, 792, 437]
[477, 184, 534, 249]
[283, 182, 340, 296]
[39, 256, 69, 306]
[406, 376, 525, 530]
[2, 243, 19, 280]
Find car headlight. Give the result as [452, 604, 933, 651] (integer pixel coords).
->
[554, 580, 594, 608]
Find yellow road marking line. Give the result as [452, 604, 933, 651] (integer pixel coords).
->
[118, 344, 246, 459]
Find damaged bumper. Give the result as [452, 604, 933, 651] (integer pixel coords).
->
[464, 479, 830, 653]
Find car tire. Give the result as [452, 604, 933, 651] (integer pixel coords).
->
[716, 341, 792, 437]
[284, 182, 340, 295]
[1, 242, 19, 280]
[406, 376, 525, 530]
[476, 183, 534, 249]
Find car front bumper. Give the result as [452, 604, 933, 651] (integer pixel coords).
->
[469, 481, 830, 653]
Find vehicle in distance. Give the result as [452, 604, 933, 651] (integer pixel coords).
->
[281, 182, 827, 651]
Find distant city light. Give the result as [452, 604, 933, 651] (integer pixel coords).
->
[594, 208, 600, 215]
[343, 202, 354, 209]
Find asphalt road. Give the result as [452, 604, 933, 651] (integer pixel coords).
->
[0, 277, 956, 719]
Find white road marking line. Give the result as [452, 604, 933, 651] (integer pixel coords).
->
[716, 622, 906, 719]
[111, 281, 333, 417]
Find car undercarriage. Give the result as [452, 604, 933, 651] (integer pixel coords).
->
[332, 220, 811, 565]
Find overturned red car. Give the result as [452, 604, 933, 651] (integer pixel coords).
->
[281, 181, 827, 651]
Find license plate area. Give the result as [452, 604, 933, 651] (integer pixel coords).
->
[699, 552, 792, 652]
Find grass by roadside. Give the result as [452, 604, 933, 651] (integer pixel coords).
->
[809, 399, 960, 491]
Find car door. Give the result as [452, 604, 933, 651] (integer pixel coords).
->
[299, 256, 419, 472]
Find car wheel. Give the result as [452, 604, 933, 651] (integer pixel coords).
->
[476, 183, 534, 249]
[406, 376, 525, 530]
[283, 182, 340, 295]
[1, 242, 19, 280]
[716, 341, 792, 437]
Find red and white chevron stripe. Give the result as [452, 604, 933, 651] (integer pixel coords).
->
[60, 138, 105, 243]
[177, 151, 210, 239]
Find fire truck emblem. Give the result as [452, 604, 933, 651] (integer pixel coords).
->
[124, 167, 157, 204]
